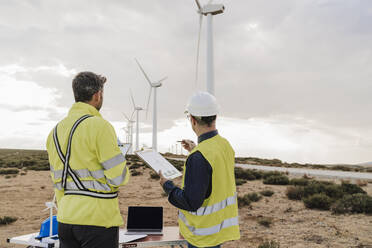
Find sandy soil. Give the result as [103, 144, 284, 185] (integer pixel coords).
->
[1, 169, 372, 248]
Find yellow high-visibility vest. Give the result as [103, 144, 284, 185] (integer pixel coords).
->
[178, 134, 240, 247]
[46, 102, 130, 228]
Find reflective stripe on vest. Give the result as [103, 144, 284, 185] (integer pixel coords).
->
[54, 180, 112, 192]
[179, 211, 239, 236]
[50, 165, 105, 180]
[188, 193, 237, 216]
[53, 114, 118, 199]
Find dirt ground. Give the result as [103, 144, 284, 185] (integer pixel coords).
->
[1, 169, 372, 248]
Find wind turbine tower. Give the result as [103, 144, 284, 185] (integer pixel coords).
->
[194, 0, 225, 95]
[135, 59, 167, 152]
[130, 90, 144, 151]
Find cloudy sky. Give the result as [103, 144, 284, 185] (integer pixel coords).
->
[0, 0, 371, 164]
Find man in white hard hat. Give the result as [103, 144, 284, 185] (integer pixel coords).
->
[160, 92, 240, 248]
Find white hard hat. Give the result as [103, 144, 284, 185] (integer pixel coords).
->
[185, 91, 220, 116]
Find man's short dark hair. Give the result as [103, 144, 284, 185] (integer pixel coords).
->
[191, 115, 216, 127]
[72, 71, 107, 102]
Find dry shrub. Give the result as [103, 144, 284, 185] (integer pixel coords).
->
[356, 180, 368, 187]
[234, 167, 256, 181]
[235, 178, 247, 186]
[262, 171, 283, 179]
[246, 192, 262, 202]
[0, 216, 17, 225]
[290, 178, 310, 186]
[129, 163, 143, 170]
[263, 175, 289, 185]
[303, 193, 333, 210]
[149, 171, 160, 180]
[260, 190, 274, 197]
[238, 195, 251, 208]
[302, 174, 314, 180]
[0, 168, 19, 175]
[341, 182, 366, 195]
[131, 170, 142, 176]
[332, 193, 372, 214]
[257, 217, 273, 227]
[258, 240, 280, 248]
[286, 186, 304, 200]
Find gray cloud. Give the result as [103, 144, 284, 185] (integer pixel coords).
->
[0, 0, 371, 140]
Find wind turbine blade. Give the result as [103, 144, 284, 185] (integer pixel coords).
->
[157, 76, 168, 84]
[195, 0, 202, 12]
[122, 112, 130, 121]
[130, 110, 135, 121]
[130, 89, 136, 108]
[195, 13, 203, 87]
[145, 88, 152, 119]
[135, 58, 153, 87]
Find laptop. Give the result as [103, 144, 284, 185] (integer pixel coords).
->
[125, 206, 163, 235]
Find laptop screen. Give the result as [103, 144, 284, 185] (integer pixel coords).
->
[127, 206, 163, 230]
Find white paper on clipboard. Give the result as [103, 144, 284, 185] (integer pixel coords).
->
[135, 150, 182, 180]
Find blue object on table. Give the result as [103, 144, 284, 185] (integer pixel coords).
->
[35, 215, 58, 239]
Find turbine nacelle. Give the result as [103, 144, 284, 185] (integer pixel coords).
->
[152, 82, 162, 88]
[199, 4, 224, 15]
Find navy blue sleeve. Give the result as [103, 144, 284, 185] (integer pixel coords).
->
[162, 151, 212, 211]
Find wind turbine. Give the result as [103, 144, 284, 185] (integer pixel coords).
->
[122, 112, 135, 154]
[194, 0, 225, 95]
[130, 90, 144, 151]
[135, 58, 167, 152]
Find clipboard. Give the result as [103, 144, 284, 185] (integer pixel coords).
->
[135, 150, 182, 180]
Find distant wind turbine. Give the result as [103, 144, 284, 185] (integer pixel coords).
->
[135, 58, 167, 152]
[130, 89, 144, 151]
[122, 111, 135, 154]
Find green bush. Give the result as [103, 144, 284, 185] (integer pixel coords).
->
[246, 192, 262, 202]
[260, 190, 274, 197]
[332, 194, 372, 214]
[0, 216, 17, 225]
[258, 240, 280, 248]
[341, 182, 366, 195]
[238, 195, 251, 208]
[263, 175, 289, 185]
[290, 178, 310, 186]
[235, 178, 247, 186]
[303, 193, 333, 210]
[286, 186, 304, 200]
[150, 171, 160, 180]
[0, 168, 19, 175]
